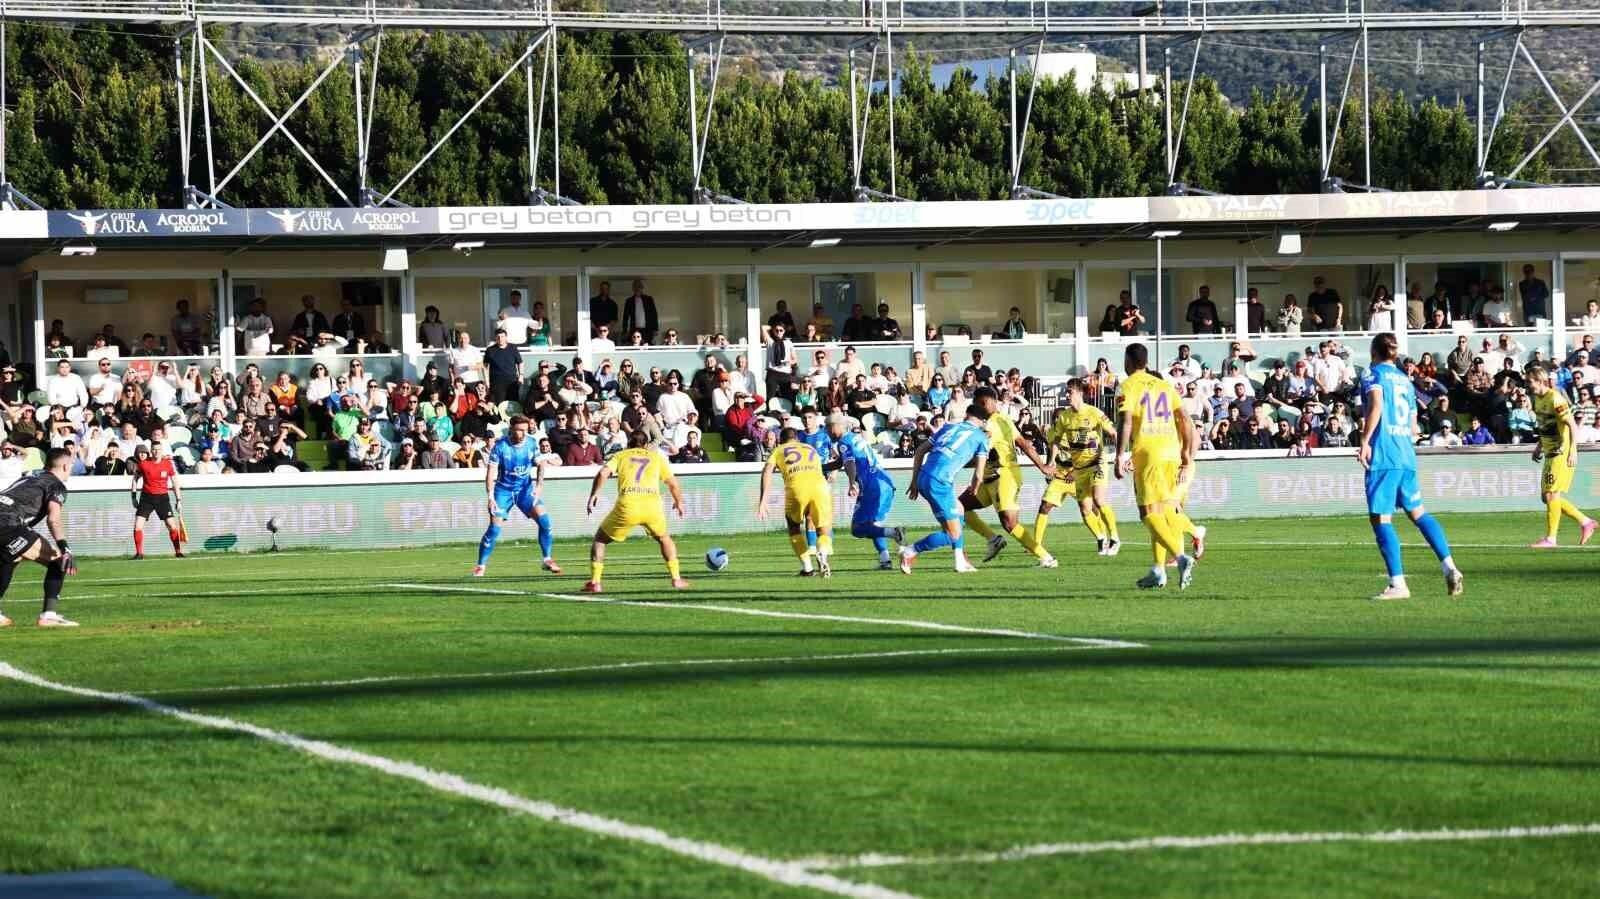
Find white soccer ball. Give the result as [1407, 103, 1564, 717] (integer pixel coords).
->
[705, 547, 730, 571]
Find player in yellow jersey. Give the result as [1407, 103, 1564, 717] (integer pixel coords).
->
[1526, 363, 1597, 548]
[582, 430, 689, 593]
[1035, 378, 1121, 557]
[959, 387, 1059, 567]
[757, 427, 836, 576]
[1115, 342, 1198, 590]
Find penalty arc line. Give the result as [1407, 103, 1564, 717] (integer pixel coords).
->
[137, 644, 1111, 696]
[791, 822, 1600, 869]
[0, 662, 918, 899]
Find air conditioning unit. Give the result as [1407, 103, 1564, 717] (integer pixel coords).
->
[84, 287, 129, 305]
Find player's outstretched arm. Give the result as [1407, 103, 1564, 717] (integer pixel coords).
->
[665, 468, 686, 517]
[484, 459, 501, 519]
[587, 467, 610, 515]
[1014, 434, 1055, 480]
[755, 461, 776, 520]
[907, 441, 929, 500]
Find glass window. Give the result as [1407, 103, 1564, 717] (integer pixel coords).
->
[761, 271, 912, 344]
[233, 276, 401, 357]
[1248, 263, 1395, 336]
[42, 277, 221, 359]
[594, 273, 736, 348]
[1564, 258, 1600, 348]
[1403, 260, 1548, 331]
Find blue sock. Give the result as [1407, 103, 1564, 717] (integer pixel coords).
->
[951, 526, 965, 551]
[913, 531, 953, 554]
[1371, 520, 1402, 578]
[1413, 513, 1453, 563]
[535, 512, 554, 560]
[872, 536, 889, 553]
[806, 528, 817, 548]
[478, 521, 502, 567]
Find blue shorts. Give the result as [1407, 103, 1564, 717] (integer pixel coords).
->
[917, 472, 961, 523]
[853, 471, 896, 529]
[492, 482, 544, 519]
[1364, 468, 1422, 517]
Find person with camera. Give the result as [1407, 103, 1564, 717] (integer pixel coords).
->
[130, 442, 184, 560]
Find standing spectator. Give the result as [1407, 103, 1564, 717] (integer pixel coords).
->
[766, 300, 797, 337]
[1462, 280, 1488, 324]
[483, 329, 524, 404]
[590, 280, 619, 335]
[332, 297, 367, 345]
[872, 303, 902, 341]
[45, 360, 88, 411]
[1309, 341, 1351, 401]
[419, 305, 450, 349]
[449, 330, 484, 385]
[1186, 285, 1222, 334]
[1307, 276, 1343, 331]
[764, 323, 797, 400]
[1424, 282, 1455, 322]
[498, 290, 534, 345]
[1366, 285, 1396, 333]
[689, 355, 724, 421]
[290, 295, 331, 344]
[1245, 288, 1266, 335]
[1116, 290, 1144, 336]
[171, 299, 206, 354]
[1405, 282, 1426, 330]
[621, 279, 659, 344]
[1519, 265, 1549, 322]
[1276, 294, 1303, 335]
[236, 299, 274, 355]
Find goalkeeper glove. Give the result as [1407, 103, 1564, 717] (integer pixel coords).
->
[58, 541, 77, 576]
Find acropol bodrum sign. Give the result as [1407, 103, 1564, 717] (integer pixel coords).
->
[49, 209, 251, 237]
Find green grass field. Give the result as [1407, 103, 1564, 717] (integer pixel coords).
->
[1, 512, 1597, 899]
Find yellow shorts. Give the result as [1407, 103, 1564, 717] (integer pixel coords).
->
[1134, 458, 1180, 508]
[599, 503, 669, 542]
[785, 487, 834, 531]
[1542, 453, 1576, 495]
[1043, 463, 1108, 507]
[973, 468, 1022, 513]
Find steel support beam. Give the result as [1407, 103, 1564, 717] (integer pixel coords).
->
[1503, 76, 1600, 183]
[1162, 34, 1201, 191]
[847, 30, 903, 202]
[353, 30, 383, 206]
[527, 26, 577, 206]
[687, 33, 742, 204]
[1007, 34, 1047, 198]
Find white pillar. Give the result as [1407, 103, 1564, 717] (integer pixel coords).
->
[744, 267, 760, 357]
[1395, 255, 1409, 358]
[1233, 257, 1249, 342]
[218, 270, 236, 378]
[399, 271, 420, 379]
[576, 267, 592, 365]
[1553, 254, 1568, 359]
[31, 276, 44, 384]
[1073, 261, 1090, 376]
[911, 263, 927, 354]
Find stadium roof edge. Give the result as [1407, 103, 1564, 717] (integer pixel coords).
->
[4, 188, 1598, 250]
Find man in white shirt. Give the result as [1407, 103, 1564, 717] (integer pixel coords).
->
[665, 410, 702, 452]
[1173, 344, 1203, 380]
[1494, 333, 1525, 369]
[730, 354, 761, 398]
[1309, 341, 1349, 398]
[835, 345, 866, 383]
[655, 376, 695, 427]
[864, 363, 889, 393]
[806, 349, 833, 391]
[935, 350, 961, 386]
[87, 358, 123, 405]
[146, 361, 179, 409]
[498, 290, 534, 345]
[448, 331, 484, 384]
[114, 422, 147, 458]
[1480, 290, 1512, 327]
[236, 299, 275, 355]
[1478, 337, 1505, 374]
[590, 323, 617, 353]
[1219, 362, 1253, 398]
[45, 360, 89, 410]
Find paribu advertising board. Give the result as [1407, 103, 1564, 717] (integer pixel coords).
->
[58, 454, 1593, 557]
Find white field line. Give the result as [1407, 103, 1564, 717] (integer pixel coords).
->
[0, 662, 917, 899]
[791, 822, 1600, 870]
[137, 645, 1102, 696]
[378, 583, 1146, 649]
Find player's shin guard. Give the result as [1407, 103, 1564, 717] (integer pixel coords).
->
[477, 521, 502, 567]
[1546, 500, 1563, 539]
[913, 531, 954, 553]
[1100, 506, 1119, 540]
[42, 561, 65, 614]
[1145, 511, 1184, 563]
[535, 512, 554, 559]
[666, 559, 681, 580]
[1079, 508, 1106, 540]
[1413, 513, 1454, 569]
[132, 529, 144, 555]
[788, 532, 811, 560]
[1032, 514, 1053, 549]
[170, 531, 182, 552]
[962, 512, 997, 541]
[589, 561, 604, 583]
[1371, 520, 1403, 578]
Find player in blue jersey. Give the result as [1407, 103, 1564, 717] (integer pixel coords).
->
[900, 388, 993, 574]
[474, 415, 561, 577]
[1358, 333, 1463, 600]
[827, 413, 906, 569]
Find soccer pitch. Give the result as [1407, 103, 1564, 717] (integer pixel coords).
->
[1, 512, 1597, 899]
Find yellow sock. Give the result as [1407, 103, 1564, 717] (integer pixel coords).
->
[1145, 511, 1184, 562]
[817, 533, 834, 557]
[1557, 497, 1587, 526]
[788, 532, 811, 560]
[1032, 513, 1052, 550]
[590, 561, 604, 583]
[964, 511, 998, 541]
[1546, 500, 1562, 539]
[1008, 523, 1047, 559]
[1100, 506, 1119, 541]
[666, 558, 681, 580]
[1172, 510, 1196, 538]
[1080, 506, 1106, 540]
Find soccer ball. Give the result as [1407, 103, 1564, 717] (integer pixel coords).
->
[705, 547, 730, 571]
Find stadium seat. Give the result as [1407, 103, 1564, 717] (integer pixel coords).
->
[21, 446, 42, 471]
[25, 389, 47, 406]
[166, 425, 193, 446]
[172, 445, 196, 469]
[156, 405, 185, 423]
[294, 440, 334, 469]
[499, 400, 523, 418]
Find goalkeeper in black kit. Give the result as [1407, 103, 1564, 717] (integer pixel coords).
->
[0, 448, 80, 628]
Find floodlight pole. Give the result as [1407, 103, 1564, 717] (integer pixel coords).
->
[1007, 34, 1046, 198]
[353, 29, 383, 206]
[1163, 35, 1201, 190]
[687, 33, 731, 204]
[847, 30, 903, 202]
[526, 26, 577, 205]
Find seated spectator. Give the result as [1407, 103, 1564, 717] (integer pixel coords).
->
[665, 411, 702, 453]
[45, 360, 88, 411]
[92, 442, 127, 476]
[563, 429, 603, 466]
[1462, 416, 1495, 446]
[673, 430, 709, 463]
[656, 375, 694, 427]
[194, 445, 224, 474]
[534, 437, 561, 467]
[1575, 299, 1600, 332]
[1429, 419, 1463, 447]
